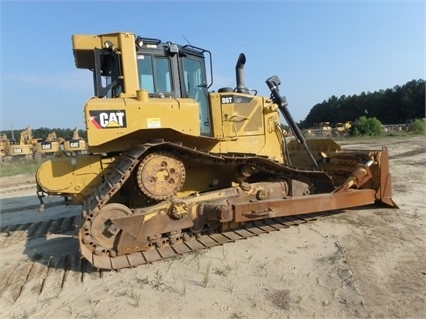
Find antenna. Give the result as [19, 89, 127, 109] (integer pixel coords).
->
[183, 35, 192, 46]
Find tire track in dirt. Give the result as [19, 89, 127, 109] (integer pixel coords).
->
[0, 250, 101, 303]
[0, 184, 36, 196]
[0, 216, 78, 249]
[0, 214, 324, 303]
[0, 216, 101, 303]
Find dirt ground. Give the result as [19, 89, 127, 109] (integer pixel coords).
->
[0, 135, 425, 319]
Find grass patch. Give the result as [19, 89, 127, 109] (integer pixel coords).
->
[0, 159, 42, 177]
[151, 270, 164, 290]
[202, 262, 212, 287]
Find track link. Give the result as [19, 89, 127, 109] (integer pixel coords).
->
[86, 215, 319, 269]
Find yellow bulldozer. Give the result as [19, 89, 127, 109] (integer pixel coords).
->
[36, 32, 396, 270]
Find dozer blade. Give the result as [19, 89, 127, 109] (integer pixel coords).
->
[287, 139, 397, 208]
[376, 146, 397, 207]
[329, 146, 397, 208]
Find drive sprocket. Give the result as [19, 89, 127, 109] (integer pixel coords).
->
[136, 151, 186, 201]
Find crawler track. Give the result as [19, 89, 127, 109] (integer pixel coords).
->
[83, 214, 320, 269]
[80, 142, 333, 269]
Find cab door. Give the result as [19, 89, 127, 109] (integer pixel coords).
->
[181, 56, 211, 136]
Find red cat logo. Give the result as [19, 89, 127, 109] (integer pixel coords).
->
[89, 110, 127, 128]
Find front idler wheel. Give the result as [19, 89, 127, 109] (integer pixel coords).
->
[90, 203, 133, 254]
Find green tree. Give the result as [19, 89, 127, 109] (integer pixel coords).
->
[300, 79, 425, 128]
[350, 116, 383, 137]
[409, 118, 426, 134]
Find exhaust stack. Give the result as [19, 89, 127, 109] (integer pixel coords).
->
[235, 53, 249, 94]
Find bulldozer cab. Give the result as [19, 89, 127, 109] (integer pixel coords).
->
[72, 32, 285, 159]
[136, 40, 212, 135]
[81, 34, 212, 136]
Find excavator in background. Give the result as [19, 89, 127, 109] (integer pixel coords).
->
[36, 32, 396, 270]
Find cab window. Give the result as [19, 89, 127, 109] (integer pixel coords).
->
[137, 55, 172, 93]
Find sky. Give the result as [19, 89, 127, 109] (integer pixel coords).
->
[0, 0, 424, 131]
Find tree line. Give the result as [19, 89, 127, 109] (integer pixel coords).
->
[298, 79, 425, 129]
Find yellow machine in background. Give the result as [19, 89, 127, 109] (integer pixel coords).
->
[63, 127, 87, 155]
[320, 122, 332, 137]
[36, 32, 396, 270]
[34, 131, 63, 156]
[5, 126, 34, 159]
[335, 121, 352, 136]
[0, 134, 8, 160]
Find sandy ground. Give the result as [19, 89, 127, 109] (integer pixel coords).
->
[0, 135, 425, 319]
